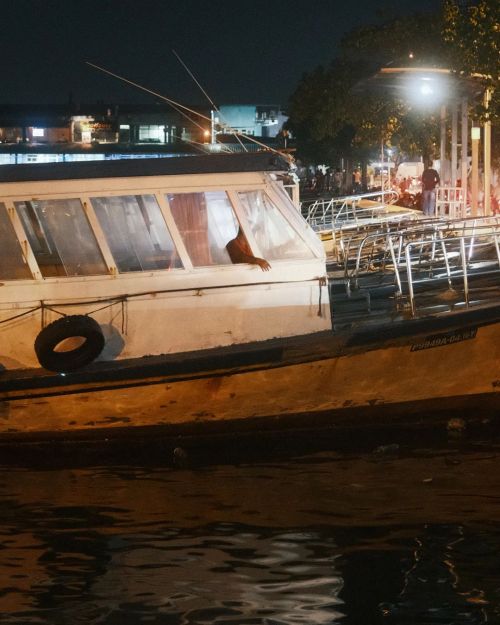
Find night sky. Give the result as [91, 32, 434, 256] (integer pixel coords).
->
[1, 0, 443, 108]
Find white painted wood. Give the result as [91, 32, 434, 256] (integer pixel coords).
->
[0, 167, 330, 371]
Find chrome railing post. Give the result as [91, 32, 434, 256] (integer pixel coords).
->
[460, 237, 470, 307]
[405, 243, 416, 317]
[439, 231, 453, 290]
[494, 232, 500, 266]
[388, 235, 402, 296]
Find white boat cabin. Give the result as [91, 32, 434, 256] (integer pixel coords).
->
[0, 154, 330, 371]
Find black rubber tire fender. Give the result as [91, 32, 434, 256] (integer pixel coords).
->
[34, 315, 105, 372]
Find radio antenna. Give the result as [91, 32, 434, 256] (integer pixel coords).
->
[172, 49, 247, 152]
[86, 62, 291, 161]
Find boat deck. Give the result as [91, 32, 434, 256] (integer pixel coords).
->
[324, 214, 500, 331]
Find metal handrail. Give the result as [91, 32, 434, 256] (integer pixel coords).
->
[404, 232, 500, 316]
[345, 217, 500, 282]
[302, 190, 401, 230]
[334, 217, 500, 318]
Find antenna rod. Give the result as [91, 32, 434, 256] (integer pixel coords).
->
[86, 61, 292, 162]
[172, 49, 218, 112]
[171, 49, 247, 152]
[85, 62, 212, 123]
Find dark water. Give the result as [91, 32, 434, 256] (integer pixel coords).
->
[2, 436, 500, 624]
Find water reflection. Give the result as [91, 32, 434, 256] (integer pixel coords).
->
[2, 443, 500, 624]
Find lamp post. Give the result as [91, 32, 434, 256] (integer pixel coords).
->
[380, 139, 385, 205]
[471, 126, 480, 216]
[483, 87, 492, 215]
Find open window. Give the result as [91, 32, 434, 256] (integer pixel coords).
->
[166, 191, 239, 267]
[237, 190, 314, 260]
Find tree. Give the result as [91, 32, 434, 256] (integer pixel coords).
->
[339, 8, 450, 162]
[286, 60, 359, 164]
[286, 2, 498, 167]
[286, 10, 449, 165]
[443, 0, 499, 122]
[341, 9, 449, 70]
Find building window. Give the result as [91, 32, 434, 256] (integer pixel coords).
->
[138, 125, 164, 142]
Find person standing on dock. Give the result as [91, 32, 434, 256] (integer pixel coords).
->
[421, 162, 440, 217]
[333, 168, 343, 196]
[352, 168, 362, 194]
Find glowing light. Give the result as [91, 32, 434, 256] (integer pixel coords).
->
[406, 74, 448, 107]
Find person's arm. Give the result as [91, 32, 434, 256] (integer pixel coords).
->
[226, 239, 271, 271]
[251, 256, 271, 271]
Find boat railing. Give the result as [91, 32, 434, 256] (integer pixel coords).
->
[342, 216, 500, 281]
[336, 216, 500, 317]
[403, 231, 500, 316]
[302, 190, 400, 231]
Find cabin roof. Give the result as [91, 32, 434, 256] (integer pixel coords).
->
[0, 152, 290, 183]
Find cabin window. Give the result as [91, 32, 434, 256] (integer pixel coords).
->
[15, 199, 108, 277]
[0, 203, 32, 280]
[91, 195, 181, 272]
[166, 191, 238, 266]
[237, 190, 314, 260]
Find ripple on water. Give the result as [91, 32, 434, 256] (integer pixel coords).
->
[1, 445, 500, 623]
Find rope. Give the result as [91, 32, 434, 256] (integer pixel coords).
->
[0, 306, 41, 325]
[0, 277, 323, 326]
[318, 276, 327, 317]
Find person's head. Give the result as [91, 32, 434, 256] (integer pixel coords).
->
[427, 160, 434, 169]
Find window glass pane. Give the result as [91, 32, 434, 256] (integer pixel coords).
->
[92, 195, 181, 272]
[237, 190, 314, 260]
[138, 125, 164, 142]
[167, 191, 238, 266]
[15, 199, 107, 277]
[0, 203, 32, 280]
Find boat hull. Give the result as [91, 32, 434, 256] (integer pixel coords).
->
[1, 307, 499, 448]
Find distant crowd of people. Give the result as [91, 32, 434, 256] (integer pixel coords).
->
[302, 167, 364, 197]
[299, 161, 500, 217]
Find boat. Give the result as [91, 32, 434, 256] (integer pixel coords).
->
[0, 152, 499, 459]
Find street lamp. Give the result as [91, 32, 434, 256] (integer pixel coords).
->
[363, 67, 490, 219]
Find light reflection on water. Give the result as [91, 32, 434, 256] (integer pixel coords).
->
[2, 442, 500, 624]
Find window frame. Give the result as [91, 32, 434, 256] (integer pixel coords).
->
[13, 196, 110, 279]
[0, 173, 321, 282]
[265, 183, 324, 258]
[89, 192, 185, 274]
[164, 188, 245, 270]
[3, 200, 41, 280]
[230, 186, 320, 263]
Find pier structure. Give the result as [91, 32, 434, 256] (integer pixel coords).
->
[365, 67, 494, 219]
